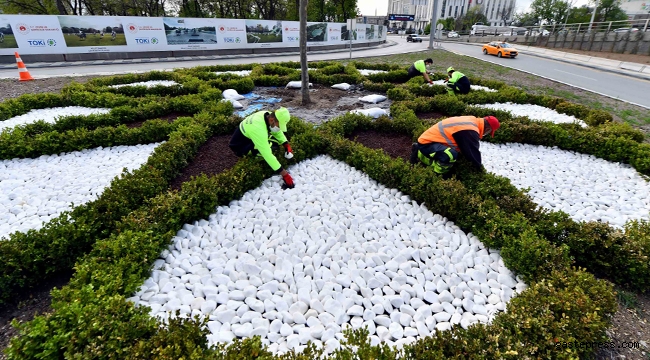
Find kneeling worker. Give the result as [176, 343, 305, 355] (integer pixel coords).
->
[410, 115, 500, 174]
[445, 67, 471, 95]
[407, 58, 434, 84]
[229, 107, 296, 189]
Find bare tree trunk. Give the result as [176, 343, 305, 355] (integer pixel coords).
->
[299, 0, 310, 105]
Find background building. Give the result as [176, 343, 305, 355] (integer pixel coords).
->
[387, 0, 515, 32]
[619, 0, 650, 19]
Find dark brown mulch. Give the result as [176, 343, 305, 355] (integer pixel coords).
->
[416, 111, 446, 120]
[125, 112, 192, 128]
[0, 271, 73, 359]
[347, 129, 413, 160]
[169, 134, 239, 190]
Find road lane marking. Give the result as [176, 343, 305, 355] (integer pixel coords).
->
[553, 69, 597, 81]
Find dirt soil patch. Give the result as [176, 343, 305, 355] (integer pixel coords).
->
[239, 85, 392, 125]
[417, 111, 446, 121]
[0, 271, 72, 359]
[0, 76, 98, 103]
[347, 130, 413, 159]
[169, 134, 239, 190]
[125, 112, 192, 128]
[595, 292, 650, 360]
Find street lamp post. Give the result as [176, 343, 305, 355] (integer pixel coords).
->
[428, 0, 439, 49]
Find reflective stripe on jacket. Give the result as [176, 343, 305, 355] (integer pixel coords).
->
[240, 111, 288, 171]
[417, 116, 484, 152]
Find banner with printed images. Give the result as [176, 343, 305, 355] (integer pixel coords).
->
[245, 20, 282, 46]
[122, 17, 168, 50]
[3, 15, 67, 55]
[326, 23, 342, 43]
[366, 24, 376, 41]
[341, 24, 357, 41]
[306, 22, 328, 42]
[215, 19, 247, 48]
[164, 17, 218, 50]
[0, 17, 17, 50]
[281, 21, 300, 44]
[58, 16, 127, 52]
[356, 24, 367, 41]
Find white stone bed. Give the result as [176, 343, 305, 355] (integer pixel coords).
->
[0, 143, 161, 239]
[359, 69, 388, 76]
[482, 142, 650, 228]
[474, 102, 587, 127]
[429, 80, 497, 93]
[108, 80, 179, 88]
[133, 155, 526, 354]
[214, 70, 253, 77]
[0, 107, 110, 133]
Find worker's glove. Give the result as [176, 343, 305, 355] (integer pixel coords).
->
[428, 80, 433, 84]
[282, 172, 295, 189]
[283, 143, 294, 159]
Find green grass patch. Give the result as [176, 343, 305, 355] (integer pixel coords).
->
[63, 33, 127, 47]
[0, 34, 18, 49]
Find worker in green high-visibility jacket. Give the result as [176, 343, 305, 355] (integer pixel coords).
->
[444, 67, 471, 95]
[407, 58, 434, 84]
[229, 107, 296, 189]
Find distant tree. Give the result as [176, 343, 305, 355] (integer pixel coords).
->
[424, 23, 431, 34]
[496, 0, 516, 25]
[529, 0, 570, 24]
[595, 0, 628, 22]
[512, 11, 538, 26]
[566, 5, 592, 23]
[462, 5, 488, 29]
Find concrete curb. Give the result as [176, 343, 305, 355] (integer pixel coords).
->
[441, 41, 650, 81]
[3, 41, 398, 70]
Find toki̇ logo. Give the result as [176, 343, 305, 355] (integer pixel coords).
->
[223, 37, 242, 43]
[27, 39, 46, 46]
[16, 23, 29, 35]
[287, 36, 299, 41]
[135, 37, 159, 44]
[330, 36, 339, 40]
[47, 39, 56, 46]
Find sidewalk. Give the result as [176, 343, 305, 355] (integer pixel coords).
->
[0, 41, 398, 70]
[442, 40, 650, 81]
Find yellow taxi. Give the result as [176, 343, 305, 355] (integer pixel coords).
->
[482, 41, 518, 58]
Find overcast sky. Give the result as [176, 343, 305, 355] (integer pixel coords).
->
[358, 0, 590, 17]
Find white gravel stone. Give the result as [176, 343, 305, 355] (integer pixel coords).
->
[475, 102, 587, 126]
[137, 156, 524, 355]
[482, 143, 650, 227]
[0, 143, 160, 240]
[0, 106, 110, 133]
[109, 80, 178, 89]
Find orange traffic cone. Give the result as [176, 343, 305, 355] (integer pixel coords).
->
[15, 52, 34, 82]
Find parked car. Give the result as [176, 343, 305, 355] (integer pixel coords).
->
[406, 35, 423, 42]
[447, 31, 460, 38]
[525, 29, 549, 36]
[613, 27, 639, 33]
[482, 41, 518, 58]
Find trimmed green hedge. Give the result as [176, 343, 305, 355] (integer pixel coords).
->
[326, 111, 650, 291]
[6, 116, 616, 359]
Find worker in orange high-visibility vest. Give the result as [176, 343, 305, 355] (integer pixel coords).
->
[410, 115, 500, 175]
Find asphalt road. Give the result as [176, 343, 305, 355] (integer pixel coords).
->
[441, 42, 650, 108]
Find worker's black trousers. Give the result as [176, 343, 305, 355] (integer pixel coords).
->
[447, 76, 471, 94]
[229, 127, 258, 157]
[416, 142, 458, 165]
[406, 65, 421, 79]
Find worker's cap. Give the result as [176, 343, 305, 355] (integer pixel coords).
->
[484, 116, 500, 137]
[275, 107, 290, 132]
[447, 67, 455, 73]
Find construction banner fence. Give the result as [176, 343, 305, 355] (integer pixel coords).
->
[0, 15, 387, 56]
